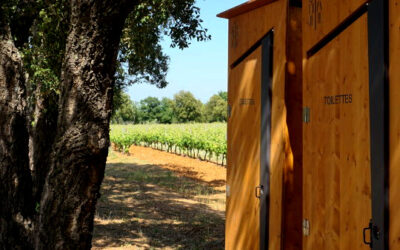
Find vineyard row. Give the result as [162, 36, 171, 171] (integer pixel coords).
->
[110, 123, 227, 165]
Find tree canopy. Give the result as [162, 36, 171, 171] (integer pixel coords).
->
[138, 96, 163, 122]
[158, 97, 176, 124]
[112, 91, 228, 124]
[3, 0, 210, 109]
[204, 92, 227, 122]
[0, 0, 211, 248]
[111, 92, 138, 124]
[172, 91, 203, 123]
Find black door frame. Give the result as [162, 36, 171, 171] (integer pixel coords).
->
[260, 31, 274, 250]
[367, 0, 389, 249]
[305, 1, 389, 249]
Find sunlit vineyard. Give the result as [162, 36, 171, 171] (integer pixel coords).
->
[110, 123, 227, 165]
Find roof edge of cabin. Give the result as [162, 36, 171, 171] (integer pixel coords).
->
[217, 0, 277, 19]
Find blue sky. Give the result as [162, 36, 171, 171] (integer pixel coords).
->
[127, 0, 245, 103]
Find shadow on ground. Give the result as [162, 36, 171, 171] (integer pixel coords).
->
[93, 162, 225, 249]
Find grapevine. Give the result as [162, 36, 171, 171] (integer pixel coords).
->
[110, 123, 227, 166]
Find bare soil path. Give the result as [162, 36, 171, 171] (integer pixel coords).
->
[92, 146, 226, 249]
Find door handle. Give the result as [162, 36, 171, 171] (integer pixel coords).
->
[363, 219, 380, 248]
[255, 185, 264, 198]
[363, 222, 372, 248]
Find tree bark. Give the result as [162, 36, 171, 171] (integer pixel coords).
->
[35, 1, 137, 249]
[1, 0, 138, 248]
[29, 88, 59, 207]
[0, 21, 34, 249]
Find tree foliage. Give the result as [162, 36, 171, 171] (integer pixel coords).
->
[111, 92, 138, 124]
[3, 0, 210, 110]
[204, 92, 227, 122]
[119, 0, 210, 88]
[112, 91, 229, 124]
[173, 90, 203, 123]
[138, 96, 162, 123]
[159, 97, 176, 124]
[0, 0, 210, 247]
[218, 91, 227, 101]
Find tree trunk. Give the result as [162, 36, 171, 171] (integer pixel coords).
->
[35, 1, 136, 249]
[1, 0, 138, 248]
[0, 21, 34, 249]
[29, 88, 59, 207]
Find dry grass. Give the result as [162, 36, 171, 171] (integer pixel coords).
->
[92, 149, 226, 250]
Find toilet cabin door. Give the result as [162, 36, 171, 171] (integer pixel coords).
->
[303, 2, 388, 249]
[227, 32, 273, 250]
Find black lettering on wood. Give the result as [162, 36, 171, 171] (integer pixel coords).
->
[308, 0, 323, 30]
[323, 94, 353, 105]
[240, 98, 255, 106]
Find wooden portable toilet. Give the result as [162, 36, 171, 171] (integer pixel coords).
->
[301, 0, 396, 249]
[218, 0, 303, 249]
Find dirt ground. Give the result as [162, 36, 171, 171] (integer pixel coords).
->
[92, 146, 226, 250]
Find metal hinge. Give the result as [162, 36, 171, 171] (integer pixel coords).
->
[303, 219, 310, 236]
[303, 107, 310, 123]
[227, 104, 232, 119]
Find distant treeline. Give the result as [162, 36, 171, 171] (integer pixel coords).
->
[111, 90, 227, 124]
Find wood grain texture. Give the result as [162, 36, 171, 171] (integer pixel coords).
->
[282, 5, 303, 250]
[217, 0, 277, 19]
[389, 0, 400, 248]
[227, 47, 262, 250]
[228, 0, 286, 66]
[226, 1, 287, 249]
[303, 14, 372, 250]
[302, 0, 368, 52]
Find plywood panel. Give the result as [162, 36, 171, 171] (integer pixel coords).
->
[267, 3, 286, 248]
[228, 0, 286, 66]
[226, 2, 287, 249]
[302, 0, 368, 52]
[268, 18, 286, 250]
[283, 5, 303, 250]
[227, 47, 262, 250]
[389, 0, 400, 248]
[217, 0, 277, 19]
[303, 15, 371, 250]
